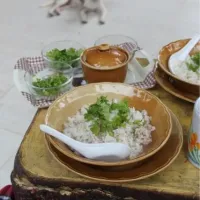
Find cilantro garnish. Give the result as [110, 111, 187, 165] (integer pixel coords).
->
[191, 52, 200, 66]
[186, 52, 200, 73]
[84, 96, 130, 136]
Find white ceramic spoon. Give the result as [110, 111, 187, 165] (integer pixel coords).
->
[40, 124, 131, 162]
[168, 34, 200, 74]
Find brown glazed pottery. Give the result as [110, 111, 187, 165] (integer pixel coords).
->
[81, 44, 130, 83]
[158, 39, 200, 95]
[45, 83, 172, 168]
[154, 62, 198, 103]
[45, 109, 183, 182]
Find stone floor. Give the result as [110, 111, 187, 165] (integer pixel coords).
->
[0, 0, 199, 188]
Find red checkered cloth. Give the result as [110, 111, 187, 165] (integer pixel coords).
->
[14, 43, 156, 108]
[14, 56, 60, 108]
[130, 68, 156, 89]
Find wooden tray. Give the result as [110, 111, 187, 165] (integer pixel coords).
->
[11, 86, 200, 200]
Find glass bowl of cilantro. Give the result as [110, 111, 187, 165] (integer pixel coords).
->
[42, 40, 85, 71]
[24, 68, 73, 98]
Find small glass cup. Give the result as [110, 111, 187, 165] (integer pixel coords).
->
[94, 34, 154, 74]
[24, 68, 74, 99]
[94, 34, 139, 60]
[41, 40, 85, 71]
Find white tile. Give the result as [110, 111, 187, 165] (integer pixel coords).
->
[0, 130, 22, 167]
[0, 0, 199, 61]
[0, 156, 15, 188]
[0, 54, 16, 98]
[0, 87, 37, 135]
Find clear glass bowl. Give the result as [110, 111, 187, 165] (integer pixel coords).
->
[94, 35, 139, 60]
[41, 40, 85, 71]
[24, 68, 74, 99]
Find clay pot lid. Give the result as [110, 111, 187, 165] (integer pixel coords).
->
[85, 44, 128, 67]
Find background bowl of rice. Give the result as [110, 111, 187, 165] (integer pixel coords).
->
[45, 82, 172, 168]
[158, 39, 200, 96]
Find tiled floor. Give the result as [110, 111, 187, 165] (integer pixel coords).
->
[0, 0, 199, 188]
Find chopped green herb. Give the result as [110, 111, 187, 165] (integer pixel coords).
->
[191, 52, 200, 66]
[46, 48, 83, 70]
[84, 96, 130, 136]
[132, 120, 144, 126]
[186, 62, 199, 72]
[186, 52, 200, 73]
[32, 73, 68, 96]
[90, 121, 100, 136]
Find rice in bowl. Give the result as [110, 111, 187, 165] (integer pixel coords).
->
[171, 52, 200, 85]
[64, 96, 155, 159]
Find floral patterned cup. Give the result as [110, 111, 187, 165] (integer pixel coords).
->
[188, 97, 200, 168]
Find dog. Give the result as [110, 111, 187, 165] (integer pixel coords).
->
[41, 0, 107, 24]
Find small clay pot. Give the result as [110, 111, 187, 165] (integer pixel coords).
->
[81, 44, 130, 83]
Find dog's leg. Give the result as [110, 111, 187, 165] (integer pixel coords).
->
[98, 1, 106, 24]
[40, 0, 57, 7]
[48, 0, 71, 17]
[80, 8, 88, 23]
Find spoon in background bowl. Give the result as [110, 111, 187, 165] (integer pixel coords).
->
[168, 34, 200, 74]
[40, 124, 131, 162]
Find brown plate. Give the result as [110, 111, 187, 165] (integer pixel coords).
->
[45, 83, 172, 167]
[45, 110, 183, 183]
[158, 39, 200, 95]
[155, 62, 198, 103]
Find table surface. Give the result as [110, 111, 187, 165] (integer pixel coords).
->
[12, 85, 200, 200]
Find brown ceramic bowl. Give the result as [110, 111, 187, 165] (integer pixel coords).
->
[81, 44, 130, 83]
[45, 109, 183, 182]
[45, 83, 172, 168]
[158, 39, 200, 95]
[155, 63, 198, 103]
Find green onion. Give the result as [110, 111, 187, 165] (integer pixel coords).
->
[32, 73, 68, 96]
[46, 48, 83, 70]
